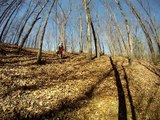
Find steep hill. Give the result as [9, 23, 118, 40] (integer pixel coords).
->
[0, 44, 160, 120]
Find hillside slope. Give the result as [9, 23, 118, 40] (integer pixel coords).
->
[0, 44, 160, 120]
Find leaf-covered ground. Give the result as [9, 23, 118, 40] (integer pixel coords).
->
[0, 44, 160, 120]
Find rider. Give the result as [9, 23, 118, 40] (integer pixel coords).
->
[56, 42, 64, 58]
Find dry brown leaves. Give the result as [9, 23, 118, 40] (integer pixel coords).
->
[0, 44, 159, 120]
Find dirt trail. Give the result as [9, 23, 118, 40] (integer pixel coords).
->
[0, 44, 160, 120]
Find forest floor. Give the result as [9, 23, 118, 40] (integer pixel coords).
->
[0, 43, 160, 120]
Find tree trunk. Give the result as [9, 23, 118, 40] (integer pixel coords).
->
[105, 33, 113, 55]
[18, 0, 48, 53]
[12, 23, 22, 44]
[59, 22, 67, 51]
[71, 26, 74, 53]
[115, 0, 133, 64]
[0, 0, 23, 42]
[37, 0, 55, 64]
[108, 15, 123, 55]
[1, 6, 19, 42]
[101, 40, 105, 55]
[15, 1, 38, 45]
[0, 0, 17, 26]
[96, 33, 102, 56]
[79, 13, 83, 53]
[110, 15, 127, 55]
[137, 0, 160, 53]
[34, 19, 43, 49]
[83, 0, 92, 60]
[108, 22, 116, 57]
[61, 23, 67, 51]
[125, 0, 155, 61]
[117, 37, 123, 55]
[91, 21, 100, 58]
[101, 0, 128, 55]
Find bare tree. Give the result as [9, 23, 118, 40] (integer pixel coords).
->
[79, 13, 83, 53]
[15, 1, 38, 45]
[46, 31, 51, 51]
[18, 0, 48, 53]
[83, 0, 92, 60]
[55, 1, 72, 51]
[37, 0, 55, 63]
[95, 14, 103, 55]
[115, 0, 133, 64]
[91, 20, 100, 58]
[125, 0, 156, 61]
[0, 0, 10, 6]
[105, 22, 114, 56]
[136, 0, 160, 53]
[0, 0, 17, 26]
[34, 19, 43, 49]
[83, 0, 100, 59]
[1, 6, 19, 42]
[0, 0, 23, 42]
[71, 26, 75, 53]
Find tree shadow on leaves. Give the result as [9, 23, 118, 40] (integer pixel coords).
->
[0, 57, 37, 66]
[15, 69, 113, 120]
[2, 84, 42, 98]
[139, 62, 160, 77]
[122, 65, 137, 120]
[109, 57, 127, 120]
